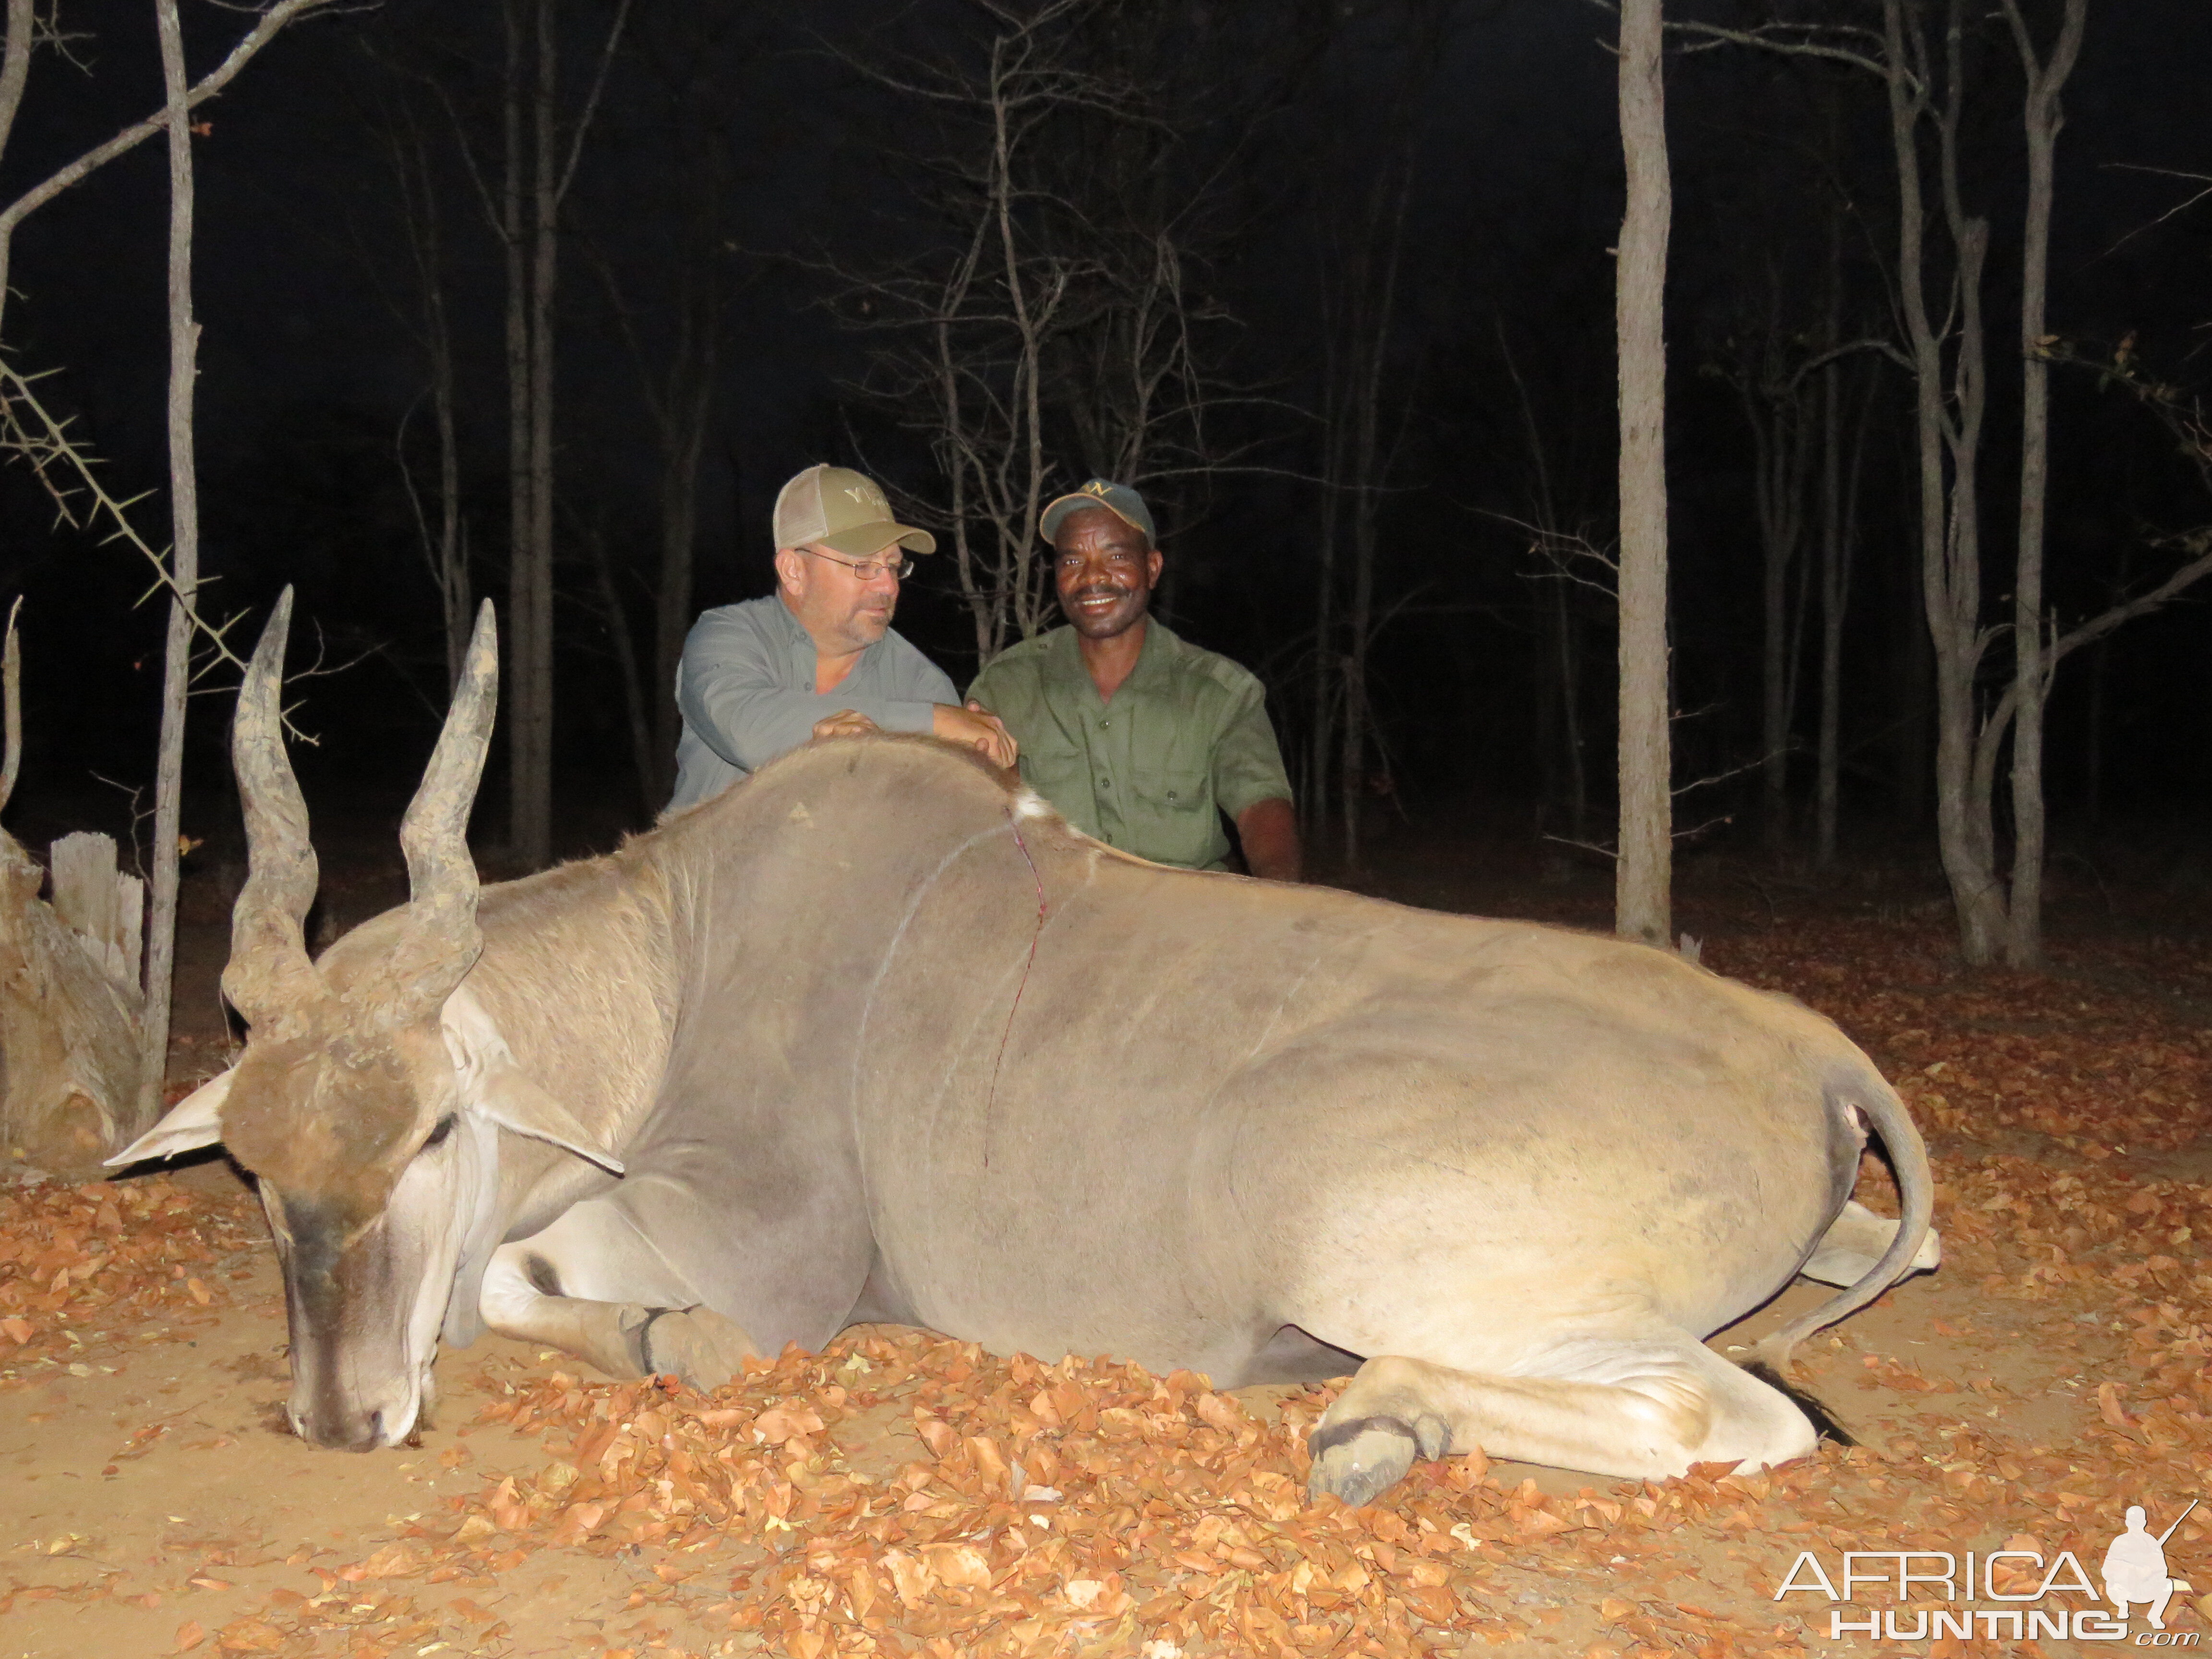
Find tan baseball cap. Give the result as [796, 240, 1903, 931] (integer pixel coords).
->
[773, 464, 937, 558]
[1039, 478, 1156, 546]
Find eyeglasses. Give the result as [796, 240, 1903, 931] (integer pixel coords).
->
[802, 547, 913, 583]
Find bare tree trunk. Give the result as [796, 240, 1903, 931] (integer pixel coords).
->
[1816, 359, 1873, 869]
[1557, 584, 1587, 842]
[1339, 301, 1384, 872]
[499, 0, 534, 858]
[651, 363, 710, 804]
[430, 306, 467, 696]
[1998, 0, 2087, 968]
[140, 0, 199, 1117]
[385, 96, 469, 696]
[513, 0, 559, 868]
[1500, 324, 1588, 843]
[586, 526, 656, 818]
[1335, 101, 1419, 875]
[0, 5, 32, 274]
[1308, 394, 1340, 846]
[1614, 0, 1672, 947]
[1810, 364, 1839, 869]
[2082, 630, 2108, 827]
[1876, 0, 2003, 961]
[1738, 328, 1810, 854]
[493, 0, 629, 866]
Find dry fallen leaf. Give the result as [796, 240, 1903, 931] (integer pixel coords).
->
[16, 916, 2212, 1659]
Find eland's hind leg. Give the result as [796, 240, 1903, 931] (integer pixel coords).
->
[1306, 1332, 1822, 1506]
[1798, 1199, 1942, 1288]
[478, 1198, 759, 1387]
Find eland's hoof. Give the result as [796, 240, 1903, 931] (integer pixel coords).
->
[1306, 1413, 1445, 1507]
[624, 1305, 755, 1389]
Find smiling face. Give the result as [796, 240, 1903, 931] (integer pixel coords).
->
[1052, 506, 1162, 642]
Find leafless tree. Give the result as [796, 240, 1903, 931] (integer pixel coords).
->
[592, 232, 722, 806]
[1672, 0, 2144, 967]
[1614, 0, 1673, 947]
[1814, 349, 1878, 867]
[373, 74, 473, 699]
[1499, 324, 1596, 845]
[0, 0, 335, 1118]
[0, 0, 338, 343]
[1717, 274, 1818, 853]
[825, 0, 1117, 663]
[1996, 0, 2086, 965]
[826, 0, 1249, 669]
[442, 0, 631, 867]
[1308, 1, 1456, 871]
[141, 0, 202, 1121]
[584, 2, 749, 805]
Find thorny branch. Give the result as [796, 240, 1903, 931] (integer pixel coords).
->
[0, 361, 333, 736]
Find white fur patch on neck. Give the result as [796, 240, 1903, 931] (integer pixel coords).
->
[1011, 788, 1056, 822]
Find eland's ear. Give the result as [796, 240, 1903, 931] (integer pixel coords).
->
[441, 980, 624, 1175]
[105, 1070, 235, 1167]
[469, 1068, 625, 1176]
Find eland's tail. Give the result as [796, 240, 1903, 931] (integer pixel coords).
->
[1751, 1062, 1934, 1370]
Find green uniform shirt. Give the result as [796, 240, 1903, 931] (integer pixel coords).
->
[967, 620, 1293, 871]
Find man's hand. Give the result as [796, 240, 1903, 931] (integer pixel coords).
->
[812, 709, 880, 742]
[934, 701, 1018, 770]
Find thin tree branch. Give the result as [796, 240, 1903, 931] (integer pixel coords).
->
[0, 0, 339, 238]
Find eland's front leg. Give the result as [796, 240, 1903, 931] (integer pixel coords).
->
[477, 1200, 759, 1387]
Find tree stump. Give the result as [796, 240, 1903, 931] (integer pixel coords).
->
[0, 612, 152, 1178]
[0, 831, 151, 1179]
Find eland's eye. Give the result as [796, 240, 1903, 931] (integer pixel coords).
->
[420, 1116, 457, 1153]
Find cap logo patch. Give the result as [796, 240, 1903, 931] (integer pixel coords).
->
[1082, 480, 1111, 496]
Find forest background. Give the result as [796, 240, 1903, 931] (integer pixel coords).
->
[2, 0, 2210, 962]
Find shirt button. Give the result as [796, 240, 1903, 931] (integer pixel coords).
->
[1099, 719, 1110, 728]
[1099, 778, 1112, 790]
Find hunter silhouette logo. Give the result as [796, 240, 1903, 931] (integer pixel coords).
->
[2105, 1502, 2198, 1632]
[1775, 1498, 2201, 1645]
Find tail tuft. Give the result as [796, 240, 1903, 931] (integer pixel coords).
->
[1741, 1359, 1856, 1447]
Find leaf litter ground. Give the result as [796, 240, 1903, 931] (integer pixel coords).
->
[3, 913, 2209, 1659]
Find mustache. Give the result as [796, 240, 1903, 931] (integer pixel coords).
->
[1071, 586, 1125, 603]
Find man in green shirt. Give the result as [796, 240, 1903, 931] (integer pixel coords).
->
[967, 480, 1302, 881]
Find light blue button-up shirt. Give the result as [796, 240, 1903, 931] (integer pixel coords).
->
[669, 594, 957, 809]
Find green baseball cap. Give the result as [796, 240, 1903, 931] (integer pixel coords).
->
[1039, 479, 1156, 546]
[774, 464, 937, 557]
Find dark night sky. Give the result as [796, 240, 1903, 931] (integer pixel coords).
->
[4, 0, 2211, 859]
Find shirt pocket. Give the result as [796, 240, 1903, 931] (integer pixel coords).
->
[1131, 765, 1219, 867]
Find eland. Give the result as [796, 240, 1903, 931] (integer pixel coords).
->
[116, 594, 1937, 1503]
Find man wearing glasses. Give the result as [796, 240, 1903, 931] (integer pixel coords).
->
[668, 463, 1017, 809]
[966, 480, 1301, 882]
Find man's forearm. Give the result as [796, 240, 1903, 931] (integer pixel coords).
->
[685, 680, 937, 771]
[1237, 797, 1302, 883]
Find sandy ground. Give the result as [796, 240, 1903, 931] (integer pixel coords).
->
[5, 839, 2210, 1658]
